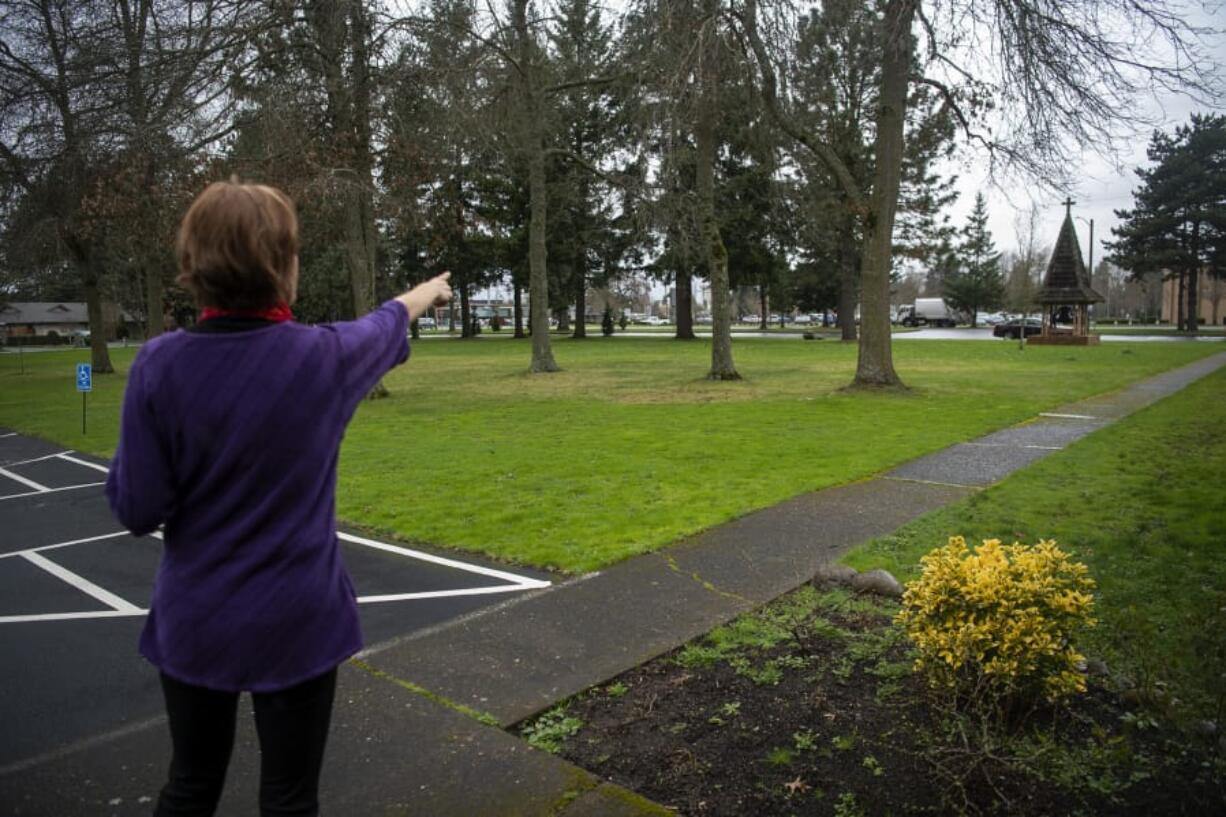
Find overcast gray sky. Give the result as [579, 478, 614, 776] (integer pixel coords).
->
[946, 2, 1226, 268]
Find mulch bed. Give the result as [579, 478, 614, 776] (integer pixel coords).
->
[526, 586, 1225, 817]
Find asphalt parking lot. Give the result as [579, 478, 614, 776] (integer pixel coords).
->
[0, 428, 551, 770]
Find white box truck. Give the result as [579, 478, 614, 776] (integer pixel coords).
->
[898, 298, 960, 328]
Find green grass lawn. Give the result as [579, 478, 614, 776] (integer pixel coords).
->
[1093, 323, 1226, 336]
[1, 338, 1220, 573]
[844, 367, 1226, 721]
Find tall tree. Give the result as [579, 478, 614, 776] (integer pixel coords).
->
[1003, 205, 1046, 318]
[307, 0, 385, 385]
[384, 0, 502, 338]
[624, 0, 740, 375]
[1107, 114, 1226, 333]
[100, 0, 255, 339]
[546, 0, 629, 339]
[943, 192, 1003, 326]
[508, 0, 560, 371]
[784, 0, 956, 343]
[0, 0, 117, 371]
[743, 0, 1216, 387]
[693, 0, 738, 379]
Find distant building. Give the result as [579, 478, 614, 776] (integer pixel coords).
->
[0, 302, 132, 340]
[1161, 273, 1225, 325]
[0, 302, 89, 337]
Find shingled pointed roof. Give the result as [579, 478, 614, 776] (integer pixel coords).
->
[1037, 213, 1103, 304]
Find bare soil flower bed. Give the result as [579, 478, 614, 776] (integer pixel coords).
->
[522, 586, 1224, 816]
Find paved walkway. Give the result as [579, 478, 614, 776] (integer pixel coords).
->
[3, 349, 1224, 816]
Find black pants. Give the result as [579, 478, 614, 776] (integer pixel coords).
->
[154, 668, 338, 817]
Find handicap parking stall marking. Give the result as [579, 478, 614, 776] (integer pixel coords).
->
[0, 440, 552, 627]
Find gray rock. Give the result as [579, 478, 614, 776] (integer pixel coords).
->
[850, 569, 905, 598]
[1192, 720, 1218, 740]
[813, 563, 858, 586]
[1085, 657, 1110, 677]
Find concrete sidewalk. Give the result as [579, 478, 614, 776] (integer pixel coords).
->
[3, 349, 1223, 816]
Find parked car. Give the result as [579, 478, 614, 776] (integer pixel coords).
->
[793, 314, 812, 325]
[417, 316, 436, 329]
[641, 315, 667, 326]
[993, 318, 1042, 339]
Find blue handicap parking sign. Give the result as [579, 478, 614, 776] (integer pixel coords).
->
[76, 363, 92, 392]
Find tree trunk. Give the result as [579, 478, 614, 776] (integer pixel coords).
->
[759, 286, 768, 330]
[78, 246, 114, 374]
[1185, 266, 1199, 332]
[675, 267, 695, 339]
[528, 141, 560, 371]
[839, 224, 858, 341]
[513, 281, 525, 337]
[514, 0, 558, 372]
[852, 0, 913, 388]
[460, 284, 472, 337]
[144, 262, 163, 339]
[325, 0, 386, 396]
[573, 253, 587, 338]
[696, 7, 738, 381]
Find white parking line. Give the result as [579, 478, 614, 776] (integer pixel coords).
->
[0, 482, 106, 502]
[57, 453, 110, 474]
[0, 609, 148, 624]
[1, 452, 67, 468]
[358, 584, 546, 603]
[0, 432, 16, 438]
[0, 466, 50, 493]
[19, 551, 143, 613]
[0, 531, 132, 559]
[1039, 412, 1100, 420]
[0, 530, 551, 624]
[337, 531, 551, 590]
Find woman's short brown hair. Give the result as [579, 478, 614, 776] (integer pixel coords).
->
[176, 180, 298, 310]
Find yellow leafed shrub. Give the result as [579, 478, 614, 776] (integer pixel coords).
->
[896, 536, 1096, 703]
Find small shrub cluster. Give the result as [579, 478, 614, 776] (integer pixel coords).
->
[521, 705, 582, 754]
[897, 536, 1096, 704]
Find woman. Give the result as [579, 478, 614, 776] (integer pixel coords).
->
[106, 179, 451, 816]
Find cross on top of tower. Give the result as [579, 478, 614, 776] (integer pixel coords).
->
[1062, 197, 1076, 217]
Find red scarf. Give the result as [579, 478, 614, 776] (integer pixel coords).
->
[199, 302, 294, 323]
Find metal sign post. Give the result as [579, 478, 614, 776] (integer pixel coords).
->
[76, 363, 92, 434]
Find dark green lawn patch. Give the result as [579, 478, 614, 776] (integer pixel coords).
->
[536, 587, 1224, 816]
[844, 368, 1226, 724]
[1, 340, 1218, 572]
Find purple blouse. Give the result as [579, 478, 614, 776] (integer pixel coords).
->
[106, 301, 409, 692]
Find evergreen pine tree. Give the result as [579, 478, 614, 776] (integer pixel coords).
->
[944, 194, 1005, 327]
[1107, 114, 1226, 332]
